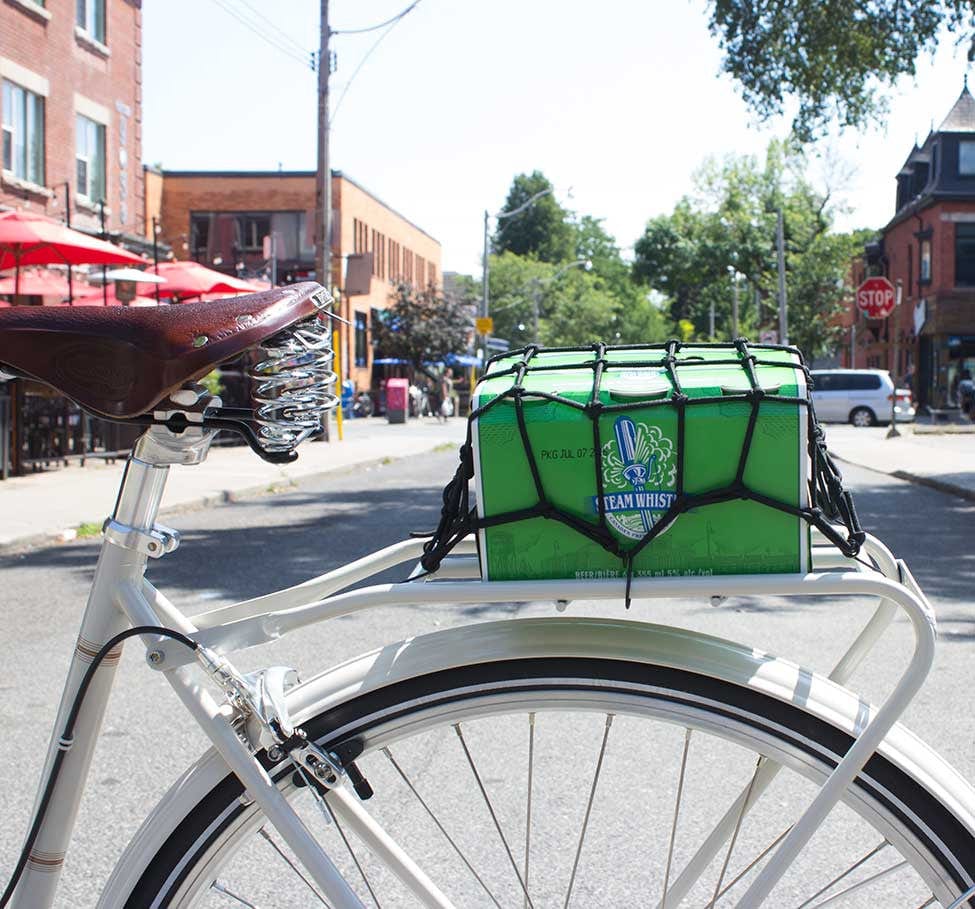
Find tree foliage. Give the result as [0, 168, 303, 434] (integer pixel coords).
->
[486, 250, 667, 349]
[708, 0, 975, 141]
[373, 281, 474, 370]
[492, 171, 576, 263]
[633, 141, 869, 359]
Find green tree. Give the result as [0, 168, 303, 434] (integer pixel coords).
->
[633, 142, 869, 358]
[573, 215, 631, 297]
[487, 251, 669, 348]
[708, 0, 975, 141]
[372, 281, 474, 372]
[493, 171, 575, 264]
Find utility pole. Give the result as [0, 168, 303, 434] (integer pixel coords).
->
[776, 208, 788, 345]
[709, 299, 715, 340]
[731, 271, 739, 338]
[315, 0, 332, 441]
[315, 0, 331, 301]
[887, 280, 903, 438]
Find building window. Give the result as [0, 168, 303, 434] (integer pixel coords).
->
[237, 214, 271, 251]
[76, 114, 105, 201]
[961, 142, 975, 176]
[2, 80, 44, 185]
[920, 238, 931, 284]
[955, 224, 975, 286]
[190, 213, 211, 260]
[76, 0, 105, 42]
[354, 311, 368, 367]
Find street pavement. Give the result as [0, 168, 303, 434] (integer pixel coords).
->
[0, 415, 970, 553]
[0, 445, 973, 905]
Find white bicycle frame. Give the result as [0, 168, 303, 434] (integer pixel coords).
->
[8, 422, 946, 909]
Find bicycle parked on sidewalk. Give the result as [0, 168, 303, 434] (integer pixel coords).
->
[0, 282, 973, 908]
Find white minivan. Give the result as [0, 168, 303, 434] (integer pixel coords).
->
[810, 369, 915, 426]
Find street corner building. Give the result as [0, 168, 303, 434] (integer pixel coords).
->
[0, 0, 146, 249]
[147, 169, 442, 397]
[846, 80, 975, 410]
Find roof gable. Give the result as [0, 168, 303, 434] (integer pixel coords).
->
[939, 82, 975, 133]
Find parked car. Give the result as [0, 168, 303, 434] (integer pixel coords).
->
[809, 369, 915, 426]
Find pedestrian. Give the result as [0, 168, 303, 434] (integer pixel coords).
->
[440, 369, 455, 419]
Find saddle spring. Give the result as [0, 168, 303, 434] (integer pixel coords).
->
[248, 311, 339, 452]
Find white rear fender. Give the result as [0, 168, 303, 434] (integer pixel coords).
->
[98, 617, 975, 906]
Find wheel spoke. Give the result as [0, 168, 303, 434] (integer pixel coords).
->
[524, 712, 536, 909]
[707, 755, 763, 907]
[795, 840, 890, 908]
[210, 880, 262, 908]
[256, 826, 331, 906]
[563, 714, 614, 908]
[455, 723, 536, 909]
[382, 746, 503, 908]
[711, 825, 792, 903]
[660, 728, 692, 909]
[318, 793, 382, 907]
[802, 860, 909, 908]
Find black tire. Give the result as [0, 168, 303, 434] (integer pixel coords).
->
[127, 659, 975, 907]
[849, 406, 876, 427]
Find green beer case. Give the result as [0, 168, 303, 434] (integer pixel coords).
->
[472, 345, 811, 581]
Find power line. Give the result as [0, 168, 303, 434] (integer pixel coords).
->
[209, 0, 308, 64]
[332, 0, 421, 36]
[331, 3, 420, 120]
[233, 0, 309, 57]
[207, 0, 311, 69]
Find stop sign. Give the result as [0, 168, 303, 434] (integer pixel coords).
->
[856, 276, 897, 319]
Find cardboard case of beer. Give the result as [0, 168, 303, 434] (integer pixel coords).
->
[472, 347, 811, 581]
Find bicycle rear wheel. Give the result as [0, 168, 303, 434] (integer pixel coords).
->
[121, 649, 975, 908]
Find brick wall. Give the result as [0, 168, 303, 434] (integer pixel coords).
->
[156, 169, 443, 391]
[333, 173, 442, 390]
[156, 171, 317, 260]
[0, 0, 143, 237]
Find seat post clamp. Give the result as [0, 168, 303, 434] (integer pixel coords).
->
[102, 518, 181, 558]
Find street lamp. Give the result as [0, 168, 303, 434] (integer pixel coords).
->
[481, 186, 555, 339]
[531, 258, 591, 343]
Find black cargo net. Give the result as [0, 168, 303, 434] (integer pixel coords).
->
[420, 339, 864, 605]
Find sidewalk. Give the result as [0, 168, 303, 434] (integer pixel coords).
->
[0, 416, 467, 551]
[823, 423, 975, 501]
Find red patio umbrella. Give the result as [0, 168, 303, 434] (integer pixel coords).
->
[0, 270, 71, 297]
[70, 288, 158, 307]
[0, 211, 144, 295]
[140, 260, 256, 299]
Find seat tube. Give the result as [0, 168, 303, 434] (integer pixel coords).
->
[11, 451, 170, 908]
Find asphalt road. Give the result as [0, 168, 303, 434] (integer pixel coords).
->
[0, 451, 973, 906]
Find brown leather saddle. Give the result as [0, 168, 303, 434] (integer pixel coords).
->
[0, 282, 328, 419]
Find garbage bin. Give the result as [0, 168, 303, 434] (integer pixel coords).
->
[386, 378, 409, 424]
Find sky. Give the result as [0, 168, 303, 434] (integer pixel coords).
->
[142, 1, 975, 277]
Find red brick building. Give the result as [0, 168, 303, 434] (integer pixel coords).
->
[846, 82, 975, 409]
[147, 169, 442, 391]
[0, 0, 145, 245]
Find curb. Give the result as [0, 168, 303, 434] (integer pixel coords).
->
[831, 453, 975, 504]
[889, 469, 975, 503]
[0, 445, 454, 557]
